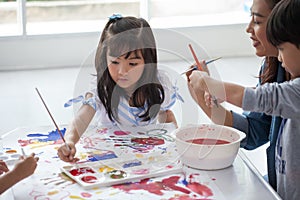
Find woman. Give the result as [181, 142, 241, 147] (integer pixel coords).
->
[188, 0, 290, 190]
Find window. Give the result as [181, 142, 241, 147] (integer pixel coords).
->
[0, 0, 251, 36]
[0, 0, 19, 36]
[149, 0, 250, 27]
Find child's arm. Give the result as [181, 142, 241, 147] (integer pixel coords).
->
[0, 160, 9, 175]
[58, 94, 96, 162]
[188, 71, 245, 107]
[158, 110, 178, 128]
[0, 153, 38, 194]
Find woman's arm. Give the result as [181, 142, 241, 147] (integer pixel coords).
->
[158, 110, 178, 128]
[187, 82, 233, 126]
[188, 70, 245, 107]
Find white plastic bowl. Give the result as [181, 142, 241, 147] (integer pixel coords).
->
[175, 124, 246, 170]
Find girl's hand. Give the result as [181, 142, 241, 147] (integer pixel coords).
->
[13, 153, 39, 180]
[204, 92, 224, 108]
[0, 160, 9, 175]
[57, 142, 78, 163]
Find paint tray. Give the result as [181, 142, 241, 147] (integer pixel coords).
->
[61, 156, 182, 189]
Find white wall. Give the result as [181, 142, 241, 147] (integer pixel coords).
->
[0, 23, 253, 70]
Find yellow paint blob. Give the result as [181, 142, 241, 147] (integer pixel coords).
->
[47, 190, 59, 195]
[98, 165, 114, 173]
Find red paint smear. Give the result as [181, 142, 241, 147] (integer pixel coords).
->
[162, 176, 191, 194]
[81, 192, 92, 198]
[186, 138, 230, 145]
[114, 176, 189, 196]
[169, 195, 212, 200]
[114, 131, 130, 135]
[114, 175, 214, 198]
[187, 182, 213, 197]
[81, 176, 97, 183]
[69, 167, 95, 176]
[131, 137, 165, 145]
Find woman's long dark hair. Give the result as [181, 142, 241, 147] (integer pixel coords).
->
[95, 16, 164, 123]
[260, 0, 289, 84]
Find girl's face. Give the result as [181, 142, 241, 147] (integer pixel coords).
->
[277, 43, 300, 77]
[107, 50, 145, 93]
[246, 0, 278, 57]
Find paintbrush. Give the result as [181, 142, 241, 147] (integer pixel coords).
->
[35, 88, 70, 151]
[187, 44, 219, 107]
[180, 56, 222, 75]
[21, 147, 27, 158]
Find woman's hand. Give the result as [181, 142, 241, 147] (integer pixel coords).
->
[188, 70, 210, 93]
[204, 92, 224, 108]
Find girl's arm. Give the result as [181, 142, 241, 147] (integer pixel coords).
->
[57, 94, 96, 162]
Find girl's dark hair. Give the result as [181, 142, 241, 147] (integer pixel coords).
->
[267, 0, 300, 48]
[260, 0, 286, 84]
[95, 16, 164, 123]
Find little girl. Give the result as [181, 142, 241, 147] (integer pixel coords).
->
[58, 15, 182, 162]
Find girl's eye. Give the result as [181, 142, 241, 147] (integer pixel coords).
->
[129, 62, 138, 67]
[111, 60, 119, 65]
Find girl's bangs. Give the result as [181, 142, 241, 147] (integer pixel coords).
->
[107, 34, 141, 58]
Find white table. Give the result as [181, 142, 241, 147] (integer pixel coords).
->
[0, 124, 281, 200]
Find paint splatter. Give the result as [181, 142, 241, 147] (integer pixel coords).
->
[113, 175, 214, 198]
[81, 192, 92, 198]
[47, 190, 59, 195]
[18, 128, 66, 147]
[69, 167, 95, 176]
[108, 170, 127, 179]
[69, 195, 85, 200]
[114, 131, 131, 136]
[187, 182, 213, 197]
[96, 127, 108, 134]
[131, 137, 165, 145]
[122, 159, 142, 168]
[98, 165, 115, 173]
[132, 168, 150, 175]
[81, 176, 97, 183]
[86, 150, 118, 162]
[5, 149, 17, 154]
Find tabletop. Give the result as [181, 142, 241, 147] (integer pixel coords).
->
[0, 124, 281, 200]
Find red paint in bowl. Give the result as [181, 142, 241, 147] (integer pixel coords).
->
[186, 138, 230, 145]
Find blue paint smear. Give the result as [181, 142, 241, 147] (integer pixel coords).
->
[180, 178, 188, 186]
[88, 152, 117, 161]
[122, 160, 142, 168]
[27, 128, 66, 142]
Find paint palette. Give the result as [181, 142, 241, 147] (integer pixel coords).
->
[61, 156, 182, 189]
[60, 123, 183, 189]
[0, 149, 22, 166]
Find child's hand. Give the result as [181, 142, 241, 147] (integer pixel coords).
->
[13, 153, 39, 180]
[57, 142, 78, 163]
[0, 160, 9, 175]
